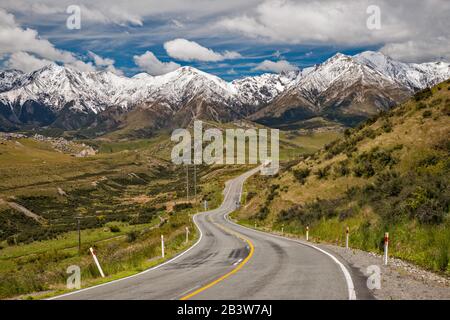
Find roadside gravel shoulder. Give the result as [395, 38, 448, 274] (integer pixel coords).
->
[320, 244, 450, 300]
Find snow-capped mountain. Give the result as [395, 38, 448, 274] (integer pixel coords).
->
[0, 51, 449, 132]
[0, 69, 25, 93]
[232, 71, 298, 107]
[250, 52, 450, 128]
[354, 51, 450, 91]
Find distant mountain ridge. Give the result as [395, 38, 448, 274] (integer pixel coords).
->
[0, 51, 449, 133]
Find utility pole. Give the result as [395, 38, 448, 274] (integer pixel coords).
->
[185, 164, 189, 201]
[193, 164, 197, 202]
[76, 215, 82, 254]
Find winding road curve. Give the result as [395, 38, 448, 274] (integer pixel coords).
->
[53, 166, 370, 300]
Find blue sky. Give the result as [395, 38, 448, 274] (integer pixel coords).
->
[0, 1, 448, 80]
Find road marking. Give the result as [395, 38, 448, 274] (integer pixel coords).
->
[50, 166, 261, 300]
[233, 258, 243, 266]
[177, 285, 201, 298]
[224, 213, 357, 300]
[180, 223, 255, 300]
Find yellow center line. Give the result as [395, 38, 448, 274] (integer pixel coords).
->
[180, 221, 255, 300]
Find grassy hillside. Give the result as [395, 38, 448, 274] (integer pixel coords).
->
[234, 79, 450, 275]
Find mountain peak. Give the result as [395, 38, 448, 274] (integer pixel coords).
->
[326, 52, 352, 62]
[1, 51, 449, 132]
[36, 63, 64, 73]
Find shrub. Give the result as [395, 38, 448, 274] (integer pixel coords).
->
[278, 198, 340, 226]
[422, 110, 432, 118]
[353, 162, 375, 178]
[414, 88, 432, 101]
[333, 160, 350, 177]
[416, 102, 427, 110]
[413, 199, 445, 224]
[109, 225, 121, 233]
[267, 184, 280, 201]
[361, 128, 377, 139]
[352, 147, 399, 178]
[292, 168, 311, 184]
[126, 231, 138, 242]
[430, 98, 442, 107]
[314, 166, 330, 179]
[433, 138, 450, 152]
[381, 120, 392, 133]
[246, 191, 256, 202]
[173, 203, 193, 211]
[375, 171, 402, 196]
[256, 206, 269, 220]
[442, 103, 450, 116]
[344, 128, 352, 137]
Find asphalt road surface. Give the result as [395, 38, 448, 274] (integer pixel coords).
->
[54, 166, 371, 300]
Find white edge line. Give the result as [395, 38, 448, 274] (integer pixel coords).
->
[222, 166, 356, 301]
[51, 169, 245, 300]
[48, 212, 204, 300]
[224, 214, 357, 300]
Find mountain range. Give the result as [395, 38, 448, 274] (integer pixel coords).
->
[0, 51, 449, 134]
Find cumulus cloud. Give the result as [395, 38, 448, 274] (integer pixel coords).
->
[218, 0, 450, 62]
[254, 60, 298, 73]
[164, 39, 241, 62]
[133, 51, 181, 75]
[5, 52, 53, 73]
[88, 51, 124, 75]
[0, 9, 94, 72]
[1, 0, 257, 28]
[381, 38, 450, 63]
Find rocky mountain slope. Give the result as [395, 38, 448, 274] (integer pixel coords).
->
[0, 51, 449, 133]
[251, 52, 450, 128]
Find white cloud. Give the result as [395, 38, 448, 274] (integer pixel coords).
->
[88, 51, 123, 75]
[5, 52, 53, 73]
[254, 60, 298, 73]
[381, 38, 450, 63]
[0, 9, 94, 72]
[1, 0, 257, 27]
[164, 38, 241, 62]
[218, 0, 399, 45]
[88, 51, 114, 67]
[133, 51, 180, 75]
[218, 0, 450, 62]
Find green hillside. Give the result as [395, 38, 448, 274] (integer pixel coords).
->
[234, 79, 450, 275]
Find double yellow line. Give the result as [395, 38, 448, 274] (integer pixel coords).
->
[180, 219, 255, 300]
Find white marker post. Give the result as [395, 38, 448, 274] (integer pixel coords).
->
[306, 226, 309, 241]
[281, 225, 284, 236]
[345, 226, 349, 249]
[161, 235, 165, 258]
[384, 232, 389, 265]
[185, 227, 189, 244]
[89, 247, 105, 278]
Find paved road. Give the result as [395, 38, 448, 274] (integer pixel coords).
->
[55, 167, 369, 300]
